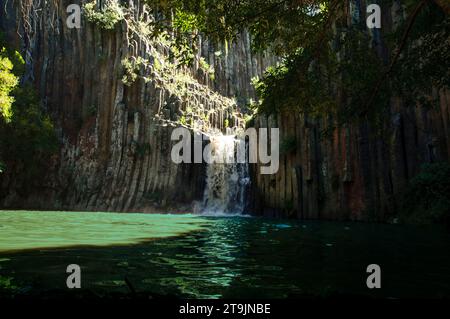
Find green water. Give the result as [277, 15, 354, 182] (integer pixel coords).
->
[0, 210, 450, 298]
[0, 211, 210, 252]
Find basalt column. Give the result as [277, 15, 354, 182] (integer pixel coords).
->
[0, 0, 273, 211]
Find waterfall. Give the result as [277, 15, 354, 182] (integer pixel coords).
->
[197, 131, 250, 215]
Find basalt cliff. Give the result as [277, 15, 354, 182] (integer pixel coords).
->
[249, 1, 450, 221]
[0, 0, 449, 221]
[0, 0, 274, 212]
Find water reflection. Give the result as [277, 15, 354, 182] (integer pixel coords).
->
[144, 219, 246, 298]
[1, 213, 450, 298]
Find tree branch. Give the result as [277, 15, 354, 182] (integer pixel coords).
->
[359, 0, 429, 116]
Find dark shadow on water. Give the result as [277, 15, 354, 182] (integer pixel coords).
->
[1, 216, 450, 299]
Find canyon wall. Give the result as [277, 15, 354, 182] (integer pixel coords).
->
[249, 0, 450, 221]
[1, 0, 448, 221]
[0, 0, 273, 211]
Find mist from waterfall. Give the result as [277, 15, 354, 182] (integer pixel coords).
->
[196, 131, 250, 216]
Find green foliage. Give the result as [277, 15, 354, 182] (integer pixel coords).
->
[0, 45, 58, 184]
[399, 163, 450, 224]
[243, 112, 255, 128]
[83, 0, 124, 30]
[147, 0, 331, 53]
[198, 57, 214, 79]
[251, 47, 337, 117]
[0, 85, 59, 181]
[391, 8, 449, 109]
[169, 36, 196, 66]
[121, 58, 138, 86]
[249, 3, 447, 131]
[144, 0, 337, 70]
[0, 276, 17, 291]
[143, 0, 448, 132]
[252, 26, 389, 131]
[0, 48, 19, 121]
[336, 29, 388, 125]
[173, 9, 201, 33]
[121, 57, 148, 86]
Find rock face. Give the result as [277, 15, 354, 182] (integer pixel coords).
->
[0, 0, 273, 211]
[1, 1, 447, 221]
[249, 1, 450, 221]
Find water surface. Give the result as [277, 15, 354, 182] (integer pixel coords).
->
[1, 210, 449, 298]
[0, 211, 210, 251]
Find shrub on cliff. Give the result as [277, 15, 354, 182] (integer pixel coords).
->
[0, 48, 18, 121]
[0, 38, 58, 189]
[0, 83, 58, 184]
[83, 0, 124, 30]
[399, 163, 450, 224]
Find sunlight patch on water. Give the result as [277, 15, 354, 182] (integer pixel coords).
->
[0, 210, 211, 252]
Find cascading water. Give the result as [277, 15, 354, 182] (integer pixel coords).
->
[197, 131, 250, 215]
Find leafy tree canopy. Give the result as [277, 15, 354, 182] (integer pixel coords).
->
[141, 0, 448, 128]
[0, 48, 19, 121]
[0, 34, 58, 183]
